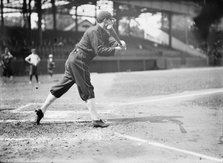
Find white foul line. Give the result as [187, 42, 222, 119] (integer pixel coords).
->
[0, 137, 79, 141]
[114, 88, 223, 106]
[11, 103, 36, 113]
[16, 110, 112, 114]
[11, 102, 85, 113]
[0, 119, 92, 123]
[115, 132, 223, 163]
[0, 137, 52, 141]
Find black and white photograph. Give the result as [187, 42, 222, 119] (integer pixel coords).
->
[0, 0, 223, 162]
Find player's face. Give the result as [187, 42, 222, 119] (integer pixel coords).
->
[104, 18, 115, 29]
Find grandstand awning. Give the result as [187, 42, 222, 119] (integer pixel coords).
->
[113, 0, 201, 17]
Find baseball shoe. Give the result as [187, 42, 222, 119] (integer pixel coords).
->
[35, 109, 44, 125]
[92, 119, 109, 128]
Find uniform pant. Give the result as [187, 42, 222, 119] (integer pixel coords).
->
[29, 65, 38, 82]
[50, 50, 95, 101]
[3, 66, 13, 78]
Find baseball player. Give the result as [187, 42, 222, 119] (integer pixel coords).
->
[0, 47, 14, 84]
[35, 10, 127, 127]
[47, 54, 55, 78]
[25, 48, 41, 84]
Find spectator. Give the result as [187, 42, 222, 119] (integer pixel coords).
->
[25, 49, 41, 84]
[0, 47, 14, 84]
[47, 54, 55, 78]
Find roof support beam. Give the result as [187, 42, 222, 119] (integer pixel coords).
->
[51, 0, 56, 31]
[1, 0, 4, 27]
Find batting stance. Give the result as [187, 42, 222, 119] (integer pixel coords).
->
[35, 11, 127, 127]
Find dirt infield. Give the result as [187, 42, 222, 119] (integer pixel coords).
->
[0, 67, 223, 162]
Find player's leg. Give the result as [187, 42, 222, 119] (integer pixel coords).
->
[84, 88, 109, 128]
[29, 65, 33, 83]
[68, 59, 98, 120]
[1, 69, 7, 85]
[35, 74, 39, 83]
[33, 66, 39, 83]
[35, 73, 75, 125]
[42, 75, 75, 113]
[29, 74, 33, 83]
[87, 98, 99, 120]
[69, 55, 109, 127]
[47, 69, 50, 79]
[8, 66, 13, 81]
[50, 72, 53, 78]
[76, 86, 99, 121]
[86, 98, 109, 128]
[49, 69, 53, 78]
[3, 68, 8, 84]
[38, 93, 56, 114]
[35, 55, 77, 124]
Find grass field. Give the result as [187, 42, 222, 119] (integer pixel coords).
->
[0, 67, 223, 162]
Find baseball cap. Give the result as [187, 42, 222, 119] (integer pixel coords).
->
[97, 11, 114, 23]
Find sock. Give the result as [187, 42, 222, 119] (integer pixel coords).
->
[86, 98, 100, 121]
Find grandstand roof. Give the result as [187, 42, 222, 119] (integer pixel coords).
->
[0, 0, 209, 15]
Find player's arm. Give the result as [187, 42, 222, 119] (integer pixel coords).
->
[108, 37, 119, 47]
[25, 55, 31, 64]
[90, 30, 116, 57]
[110, 37, 127, 55]
[108, 36, 126, 49]
[108, 33, 127, 55]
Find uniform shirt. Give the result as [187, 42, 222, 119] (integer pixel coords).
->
[47, 59, 55, 70]
[1, 52, 13, 68]
[25, 53, 40, 66]
[76, 24, 118, 63]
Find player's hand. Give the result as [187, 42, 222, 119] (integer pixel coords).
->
[120, 40, 127, 50]
[114, 46, 126, 55]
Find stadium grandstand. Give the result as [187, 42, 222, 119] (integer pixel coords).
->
[0, 0, 222, 75]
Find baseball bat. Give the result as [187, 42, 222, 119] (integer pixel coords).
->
[107, 25, 122, 46]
